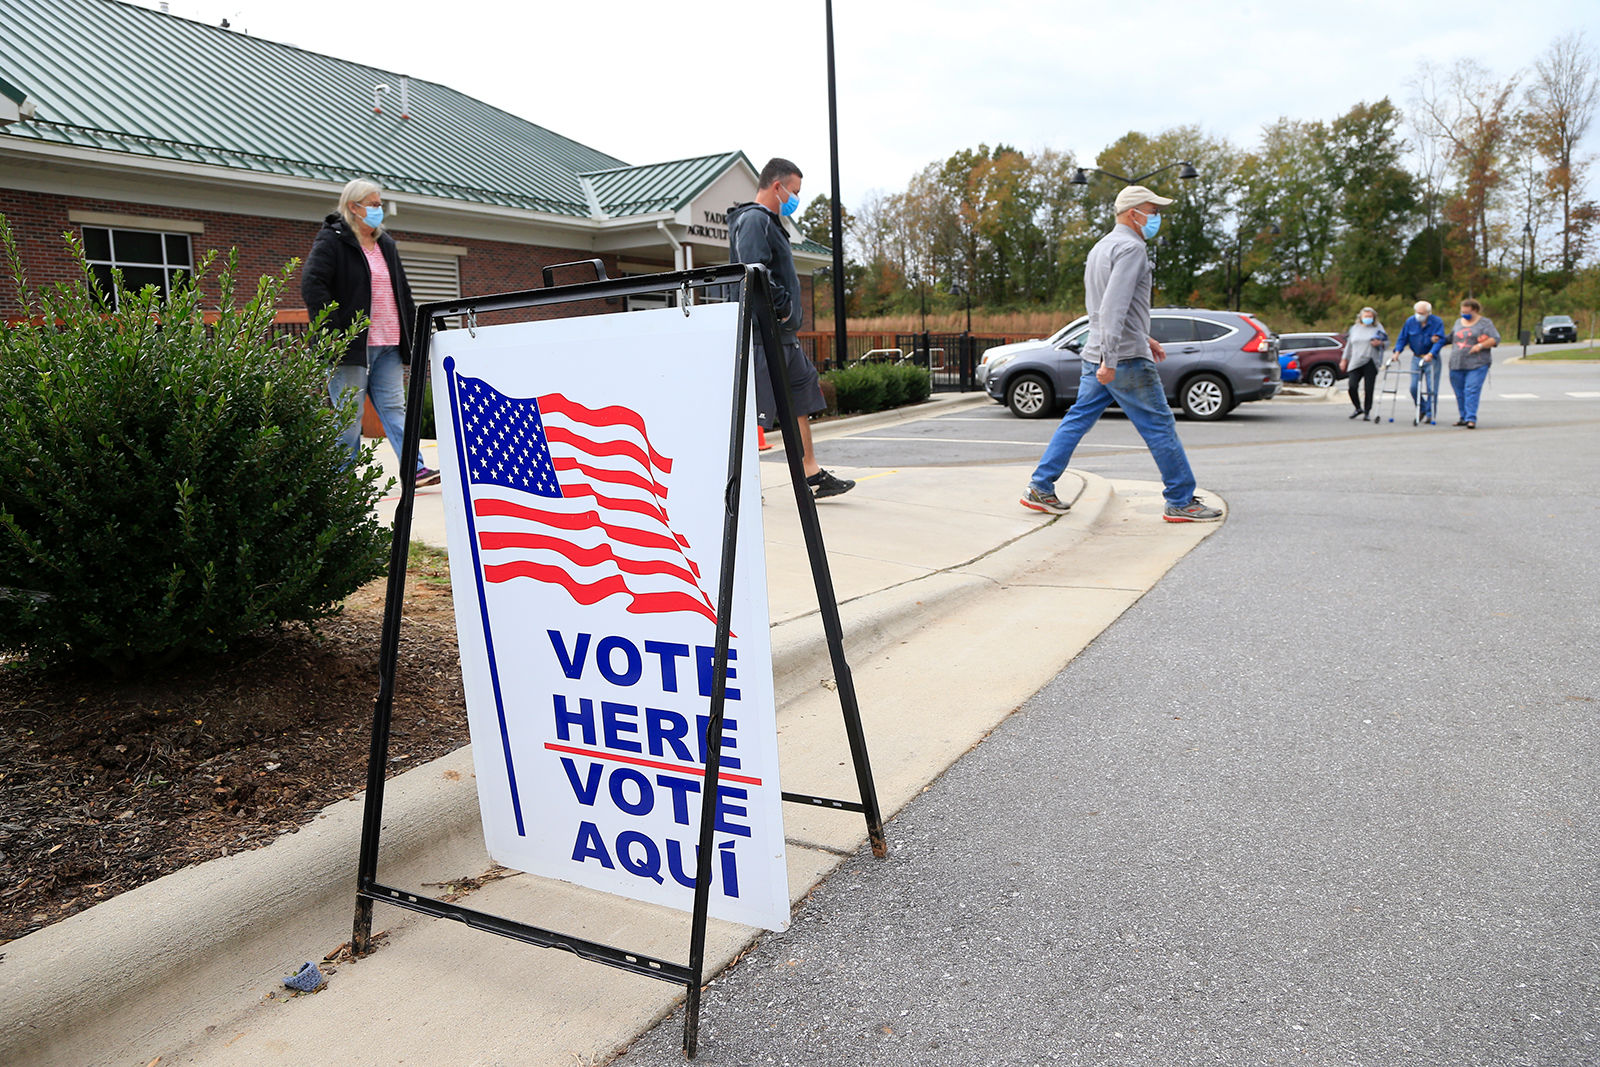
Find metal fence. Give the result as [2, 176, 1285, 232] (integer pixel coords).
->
[797, 331, 1030, 392]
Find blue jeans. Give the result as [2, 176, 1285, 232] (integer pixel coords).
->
[329, 345, 420, 472]
[1408, 354, 1441, 418]
[1029, 358, 1197, 508]
[1450, 365, 1489, 422]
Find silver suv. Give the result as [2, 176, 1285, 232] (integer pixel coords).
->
[982, 308, 1282, 420]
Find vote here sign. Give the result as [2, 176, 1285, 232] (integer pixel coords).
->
[429, 303, 788, 931]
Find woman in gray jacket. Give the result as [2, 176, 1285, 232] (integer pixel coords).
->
[1339, 306, 1387, 420]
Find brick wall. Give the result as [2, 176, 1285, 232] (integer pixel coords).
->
[0, 188, 618, 321]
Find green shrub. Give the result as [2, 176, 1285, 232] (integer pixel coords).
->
[877, 362, 911, 408]
[825, 363, 887, 414]
[822, 361, 933, 415]
[0, 220, 391, 671]
[893, 363, 932, 405]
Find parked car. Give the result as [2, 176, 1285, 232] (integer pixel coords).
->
[1538, 315, 1577, 344]
[982, 308, 1281, 420]
[1278, 351, 1301, 383]
[1278, 332, 1346, 388]
[974, 322, 1076, 391]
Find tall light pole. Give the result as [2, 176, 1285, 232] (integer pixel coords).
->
[1516, 221, 1532, 353]
[824, 0, 849, 372]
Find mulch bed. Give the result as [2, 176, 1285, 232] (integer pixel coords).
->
[0, 555, 468, 944]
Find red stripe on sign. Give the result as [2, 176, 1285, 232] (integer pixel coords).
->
[544, 742, 764, 787]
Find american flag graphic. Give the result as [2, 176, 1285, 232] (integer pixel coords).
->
[451, 373, 720, 623]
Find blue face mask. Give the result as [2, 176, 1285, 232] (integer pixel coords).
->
[1138, 209, 1161, 240]
[779, 188, 800, 217]
[1461, 311, 1475, 322]
[362, 205, 384, 229]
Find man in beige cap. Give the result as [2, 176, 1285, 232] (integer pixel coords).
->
[1021, 185, 1222, 522]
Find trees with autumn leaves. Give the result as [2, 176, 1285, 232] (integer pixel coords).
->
[827, 32, 1598, 335]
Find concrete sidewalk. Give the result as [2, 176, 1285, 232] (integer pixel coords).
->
[1, 397, 1225, 1067]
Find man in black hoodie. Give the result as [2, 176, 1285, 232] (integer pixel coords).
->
[728, 158, 854, 498]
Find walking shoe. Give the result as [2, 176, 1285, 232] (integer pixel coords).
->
[1020, 486, 1071, 514]
[1163, 496, 1224, 523]
[415, 466, 441, 487]
[807, 468, 855, 498]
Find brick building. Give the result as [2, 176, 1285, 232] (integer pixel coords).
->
[0, 0, 824, 324]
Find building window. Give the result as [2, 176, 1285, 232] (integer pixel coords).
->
[81, 225, 193, 306]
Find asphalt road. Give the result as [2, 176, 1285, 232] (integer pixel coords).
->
[618, 358, 1599, 1067]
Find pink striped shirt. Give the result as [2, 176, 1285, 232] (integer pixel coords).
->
[362, 243, 401, 346]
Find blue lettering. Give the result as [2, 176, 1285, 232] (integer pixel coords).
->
[553, 694, 596, 746]
[656, 773, 700, 825]
[616, 831, 664, 884]
[695, 644, 739, 700]
[645, 640, 691, 691]
[719, 840, 740, 898]
[665, 838, 697, 888]
[696, 714, 741, 770]
[597, 635, 642, 686]
[601, 700, 643, 752]
[548, 630, 590, 679]
[646, 706, 693, 761]
[571, 821, 614, 867]
[714, 784, 752, 837]
[608, 767, 654, 816]
[561, 758, 602, 805]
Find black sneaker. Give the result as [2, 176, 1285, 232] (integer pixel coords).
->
[807, 469, 855, 498]
[415, 466, 441, 487]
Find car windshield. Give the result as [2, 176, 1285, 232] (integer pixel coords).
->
[1545, 316, 1573, 325]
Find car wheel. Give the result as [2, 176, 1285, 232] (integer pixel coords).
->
[1006, 374, 1055, 418]
[1308, 364, 1337, 388]
[1180, 373, 1231, 420]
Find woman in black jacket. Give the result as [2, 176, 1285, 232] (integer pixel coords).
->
[301, 178, 438, 486]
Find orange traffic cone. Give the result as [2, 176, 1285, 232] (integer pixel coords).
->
[757, 425, 774, 451]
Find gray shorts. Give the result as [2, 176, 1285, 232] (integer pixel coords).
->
[753, 337, 826, 431]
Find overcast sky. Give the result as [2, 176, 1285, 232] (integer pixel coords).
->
[144, 0, 1598, 212]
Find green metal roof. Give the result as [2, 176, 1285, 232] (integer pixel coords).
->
[584, 152, 752, 219]
[0, 0, 748, 220]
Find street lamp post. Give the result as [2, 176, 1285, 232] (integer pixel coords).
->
[1069, 161, 1200, 187]
[1072, 163, 1199, 301]
[948, 281, 972, 335]
[1516, 222, 1532, 354]
[949, 281, 973, 389]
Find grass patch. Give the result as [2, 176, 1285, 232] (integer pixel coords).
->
[1521, 346, 1600, 360]
[407, 540, 452, 586]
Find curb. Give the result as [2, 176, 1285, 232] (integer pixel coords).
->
[766, 391, 993, 446]
[0, 463, 1111, 1067]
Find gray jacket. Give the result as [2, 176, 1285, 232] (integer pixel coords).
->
[1343, 321, 1387, 370]
[728, 201, 802, 340]
[1081, 223, 1151, 370]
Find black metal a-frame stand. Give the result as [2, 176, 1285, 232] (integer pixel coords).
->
[351, 262, 885, 1057]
